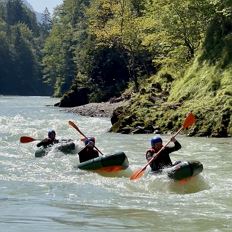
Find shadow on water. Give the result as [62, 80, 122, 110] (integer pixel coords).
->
[92, 167, 134, 178]
[125, 171, 210, 195]
[83, 166, 211, 195]
[167, 175, 210, 194]
[144, 174, 210, 194]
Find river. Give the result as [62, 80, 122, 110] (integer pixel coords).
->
[0, 96, 232, 232]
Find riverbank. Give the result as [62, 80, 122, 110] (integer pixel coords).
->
[63, 101, 127, 118]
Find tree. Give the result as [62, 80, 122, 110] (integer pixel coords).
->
[5, 0, 38, 34]
[40, 7, 52, 38]
[86, 0, 154, 92]
[0, 1, 49, 95]
[142, 0, 215, 67]
[11, 24, 42, 94]
[42, 0, 91, 97]
[0, 19, 11, 92]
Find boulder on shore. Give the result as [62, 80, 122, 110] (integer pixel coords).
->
[55, 87, 89, 107]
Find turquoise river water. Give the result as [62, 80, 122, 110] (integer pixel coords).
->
[0, 96, 232, 232]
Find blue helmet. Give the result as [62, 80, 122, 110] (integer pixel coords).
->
[48, 129, 56, 138]
[84, 137, 95, 145]
[151, 136, 162, 146]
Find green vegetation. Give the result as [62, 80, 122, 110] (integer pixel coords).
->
[110, 0, 232, 137]
[0, 0, 52, 95]
[0, 0, 231, 136]
[111, 6, 232, 137]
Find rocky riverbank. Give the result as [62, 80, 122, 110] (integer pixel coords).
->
[62, 95, 231, 137]
[63, 101, 128, 118]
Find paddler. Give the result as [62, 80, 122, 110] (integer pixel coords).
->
[145, 136, 181, 172]
[78, 137, 99, 163]
[36, 129, 59, 148]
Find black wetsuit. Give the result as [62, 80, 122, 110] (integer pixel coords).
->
[37, 138, 59, 148]
[78, 146, 99, 163]
[145, 140, 181, 171]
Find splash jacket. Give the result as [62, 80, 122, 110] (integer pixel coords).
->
[145, 140, 181, 171]
[78, 146, 99, 163]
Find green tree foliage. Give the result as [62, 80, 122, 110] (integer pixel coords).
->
[42, 23, 76, 96]
[200, 0, 232, 66]
[42, 1, 81, 97]
[109, 0, 232, 136]
[40, 7, 52, 39]
[42, 0, 232, 112]
[43, 0, 156, 100]
[0, 19, 11, 91]
[86, 0, 155, 92]
[5, 0, 39, 34]
[0, 0, 50, 95]
[86, 46, 130, 101]
[142, 0, 215, 67]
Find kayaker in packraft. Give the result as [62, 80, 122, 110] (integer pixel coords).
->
[146, 136, 181, 172]
[78, 137, 99, 163]
[36, 129, 59, 148]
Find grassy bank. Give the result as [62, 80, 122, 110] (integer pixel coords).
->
[111, 57, 232, 137]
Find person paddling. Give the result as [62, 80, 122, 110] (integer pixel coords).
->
[78, 137, 99, 163]
[36, 129, 59, 148]
[145, 136, 181, 172]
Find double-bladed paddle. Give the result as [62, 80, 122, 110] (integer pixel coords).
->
[68, 120, 104, 156]
[20, 136, 41, 143]
[130, 112, 196, 180]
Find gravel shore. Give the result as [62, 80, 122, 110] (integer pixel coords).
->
[63, 101, 127, 118]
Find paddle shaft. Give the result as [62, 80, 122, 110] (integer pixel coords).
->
[68, 121, 104, 156]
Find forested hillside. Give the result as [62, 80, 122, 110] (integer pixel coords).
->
[0, 0, 231, 136]
[109, 0, 232, 137]
[0, 0, 51, 95]
[45, 0, 217, 101]
[111, 31, 232, 137]
[42, 0, 156, 102]
[43, 0, 231, 136]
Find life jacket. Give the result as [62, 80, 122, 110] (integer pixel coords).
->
[145, 147, 172, 171]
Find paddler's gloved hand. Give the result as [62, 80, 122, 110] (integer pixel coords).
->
[170, 137, 176, 142]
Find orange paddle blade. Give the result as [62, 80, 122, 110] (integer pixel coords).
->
[183, 112, 196, 129]
[20, 136, 37, 143]
[130, 168, 146, 180]
[68, 121, 79, 131]
[68, 121, 87, 139]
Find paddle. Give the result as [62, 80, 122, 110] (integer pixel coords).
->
[130, 112, 196, 180]
[20, 136, 41, 143]
[68, 120, 104, 156]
